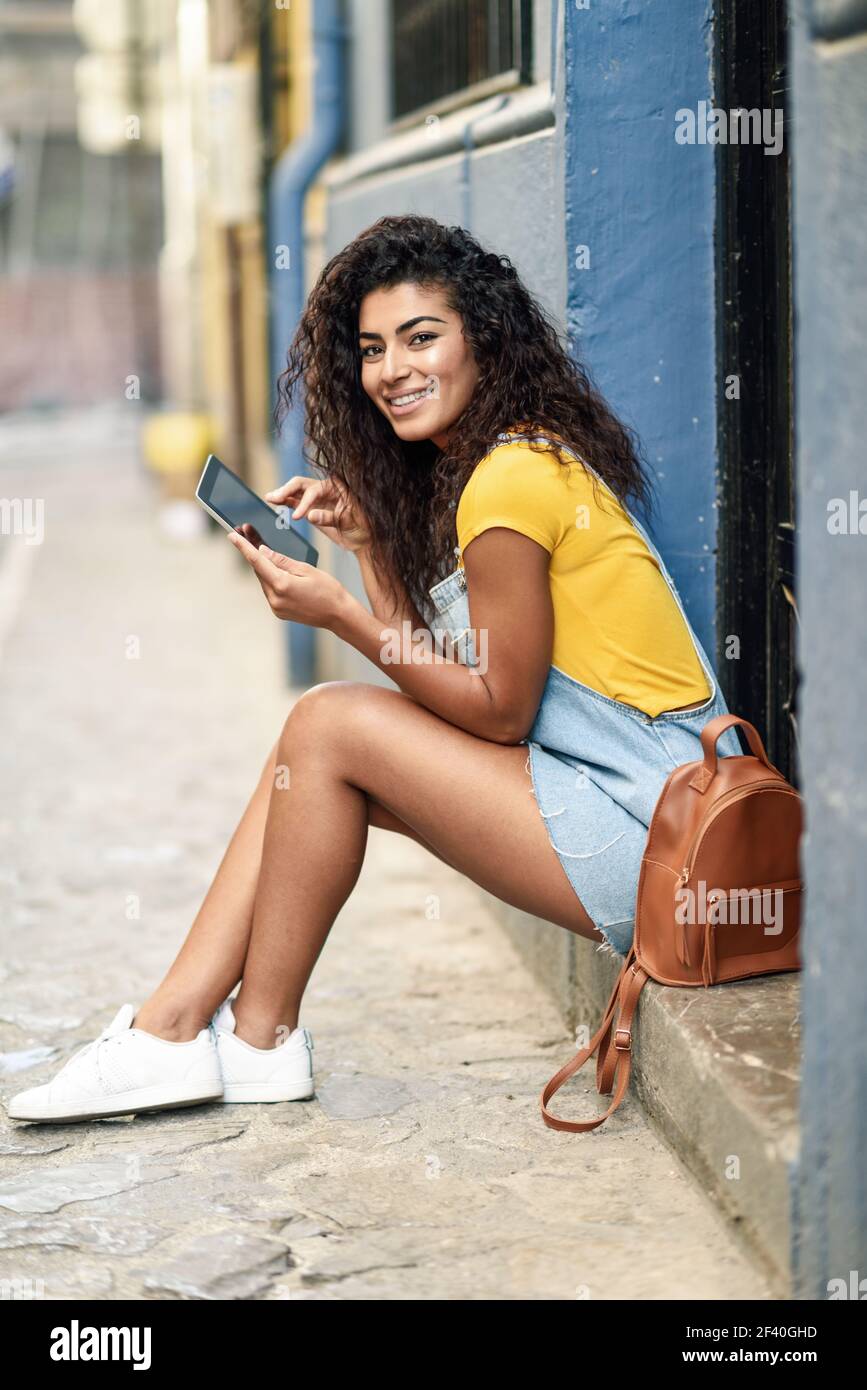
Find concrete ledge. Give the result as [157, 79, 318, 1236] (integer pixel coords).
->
[489, 898, 800, 1297]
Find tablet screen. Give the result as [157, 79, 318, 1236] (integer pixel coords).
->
[199, 457, 318, 566]
[210, 466, 278, 536]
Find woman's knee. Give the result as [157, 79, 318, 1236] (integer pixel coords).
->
[277, 681, 390, 755]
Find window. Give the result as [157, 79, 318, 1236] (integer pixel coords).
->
[391, 0, 532, 122]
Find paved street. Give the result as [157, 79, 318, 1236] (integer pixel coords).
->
[0, 409, 772, 1300]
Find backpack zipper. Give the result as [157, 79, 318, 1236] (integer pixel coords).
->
[676, 779, 801, 888]
[675, 779, 802, 981]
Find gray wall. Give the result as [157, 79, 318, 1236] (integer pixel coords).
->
[788, 0, 867, 1300]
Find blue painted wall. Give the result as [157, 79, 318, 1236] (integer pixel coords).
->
[562, 0, 720, 652]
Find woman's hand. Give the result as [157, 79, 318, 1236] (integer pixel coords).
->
[227, 528, 351, 630]
[265, 474, 372, 553]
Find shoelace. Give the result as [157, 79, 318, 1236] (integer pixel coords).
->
[58, 1027, 126, 1089]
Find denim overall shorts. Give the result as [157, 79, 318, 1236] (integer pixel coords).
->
[426, 431, 742, 959]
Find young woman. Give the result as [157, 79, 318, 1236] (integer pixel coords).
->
[8, 214, 740, 1124]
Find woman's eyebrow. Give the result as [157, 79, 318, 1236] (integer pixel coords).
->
[358, 315, 447, 341]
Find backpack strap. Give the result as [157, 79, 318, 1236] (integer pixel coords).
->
[540, 946, 649, 1132]
[688, 713, 774, 792]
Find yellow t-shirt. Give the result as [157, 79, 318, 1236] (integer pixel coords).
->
[455, 436, 712, 718]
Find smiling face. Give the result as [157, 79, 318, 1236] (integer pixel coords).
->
[358, 282, 480, 449]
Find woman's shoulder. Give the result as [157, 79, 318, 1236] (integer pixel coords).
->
[466, 427, 633, 537]
[472, 427, 590, 490]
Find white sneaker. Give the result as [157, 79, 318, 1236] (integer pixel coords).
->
[6, 1005, 224, 1124]
[211, 998, 314, 1103]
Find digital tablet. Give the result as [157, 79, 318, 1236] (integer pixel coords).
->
[195, 455, 319, 567]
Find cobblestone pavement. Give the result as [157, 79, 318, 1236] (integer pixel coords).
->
[0, 409, 772, 1301]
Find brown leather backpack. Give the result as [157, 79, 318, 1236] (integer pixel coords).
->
[540, 714, 804, 1133]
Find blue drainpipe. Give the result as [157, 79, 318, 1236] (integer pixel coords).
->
[268, 0, 345, 686]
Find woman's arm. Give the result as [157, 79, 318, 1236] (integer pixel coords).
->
[332, 527, 554, 745]
[355, 543, 430, 632]
[264, 473, 433, 633]
[227, 522, 554, 745]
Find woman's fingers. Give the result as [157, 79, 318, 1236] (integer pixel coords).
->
[280, 482, 343, 532]
[266, 475, 334, 516]
[264, 475, 307, 505]
[227, 529, 284, 585]
[237, 521, 265, 548]
[228, 528, 308, 580]
[287, 481, 330, 521]
[258, 545, 308, 577]
[264, 475, 364, 547]
[227, 529, 318, 622]
[305, 506, 338, 527]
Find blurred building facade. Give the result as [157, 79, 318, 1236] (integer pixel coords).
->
[0, 0, 289, 497]
[146, 0, 273, 491]
[0, 0, 163, 408]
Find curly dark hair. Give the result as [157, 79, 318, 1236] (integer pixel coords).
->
[275, 213, 652, 618]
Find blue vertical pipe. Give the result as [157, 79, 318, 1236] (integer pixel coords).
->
[268, 0, 345, 686]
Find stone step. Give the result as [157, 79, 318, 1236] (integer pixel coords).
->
[487, 900, 800, 1297]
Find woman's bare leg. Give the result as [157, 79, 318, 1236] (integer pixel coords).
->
[131, 739, 282, 1040]
[132, 736, 465, 1042]
[229, 681, 604, 1049]
[135, 680, 603, 1046]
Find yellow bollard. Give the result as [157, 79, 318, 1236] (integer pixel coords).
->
[141, 412, 215, 499]
[141, 412, 216, 539]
